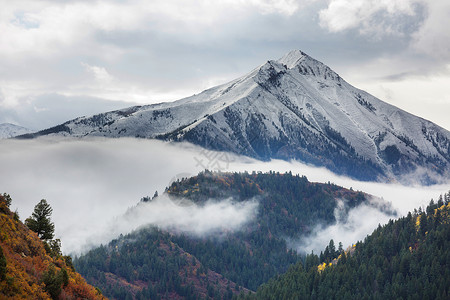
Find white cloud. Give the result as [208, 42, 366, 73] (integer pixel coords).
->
[0, 0, 312, 121]
[1, 0, 449, 132]
[0, 0, 304, 60]
[319, 0, 421, 35]
[318, 0, 450, 131]
[81, 62, 114, 84]
[1, 138, 448, 255]
[411, 0, 450, 60]
[246, 0, 303, 16]
[319, 0, 450, 60]
[69, 195, 259, 255]
[0, 0, 448, 261]
[0, 93, 139, 130]
[294, 202, 393, 254]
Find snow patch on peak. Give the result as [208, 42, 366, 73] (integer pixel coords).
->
[278, 49, 306, 69]
[0, 123, 32, 139]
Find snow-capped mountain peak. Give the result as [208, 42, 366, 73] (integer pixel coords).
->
[19, 50, 450, 184]
[0, 123, 32, 139]
[277, 49, 307, 69]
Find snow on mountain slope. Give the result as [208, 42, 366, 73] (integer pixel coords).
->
[0, 123, 32, 139]
[19, 50, 450, 184]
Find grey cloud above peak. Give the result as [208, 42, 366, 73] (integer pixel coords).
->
[318, 0, 425, 34]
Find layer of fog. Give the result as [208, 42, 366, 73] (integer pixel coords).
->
[290, 199, 395, 255]
[1, 137, 448, 255]
[74, 195, 258, 254]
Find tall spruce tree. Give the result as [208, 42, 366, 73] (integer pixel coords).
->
[25, 199, 55, 240]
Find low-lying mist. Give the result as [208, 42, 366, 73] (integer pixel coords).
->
[291, 198, 395, 255]
[1, 137, 448, 255]
[71, 194, 259, 254]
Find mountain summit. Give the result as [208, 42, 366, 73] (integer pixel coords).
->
[20, 50, 450, 184]
[0, 123, 32, 139]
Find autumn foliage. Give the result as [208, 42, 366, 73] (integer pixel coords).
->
[0, 194, 106, 299]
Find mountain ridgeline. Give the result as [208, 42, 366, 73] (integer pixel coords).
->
[0, 123, 32, 139]
[74, 171, 394, 299]
[242, 192, 450, 300]
[18, 50, 450, 184]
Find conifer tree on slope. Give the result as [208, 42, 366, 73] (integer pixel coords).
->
[25, 199, 55, 240]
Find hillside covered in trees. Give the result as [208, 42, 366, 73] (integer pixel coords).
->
[242, 192, 450, 300]
[0, 193, 105, 299]
[74, 171, 393, 299]
[75, 227, 248, 300]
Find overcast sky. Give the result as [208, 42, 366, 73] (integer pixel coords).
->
[1, 0, 449, 131]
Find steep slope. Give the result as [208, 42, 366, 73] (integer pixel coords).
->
[19, 50, 450, 183]
[243, 192, 450, 300]
[0, 123, 32, 139]
[74, 171, 395, 298]
[0, 194, 105, 299]
[75, 227, 248, 300]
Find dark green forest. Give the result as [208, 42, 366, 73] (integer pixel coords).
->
[75, 171, 381, 299]
[242, 192, 450, 300]
[75, 228, 241, 300]
[166, 171, 381, 290]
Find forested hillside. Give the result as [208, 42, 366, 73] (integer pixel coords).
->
[75, 227, 248, 300]
[167, 171, 393, 239]
[75, 171, 393, 299]
[0, 194, 105, 299]
[242, 192, 450, 300]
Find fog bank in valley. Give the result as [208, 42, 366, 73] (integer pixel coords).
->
[0, 137, 448, 254]
[72, 195, 259, 254]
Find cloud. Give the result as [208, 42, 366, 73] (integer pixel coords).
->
[0, 0, 305, 60]
[228, 158, 450, 216]
[68, 195, 258, 255]
[0, 1, 143, 60]
[0, 138, 246, 254]
[293, 201, 394, 254]
[130, 196, 258, 236]
[319, 0, 450, 132]
[81, 62, 114, 84]
[1, 0, 449, 256]
[345, 63, 450, 131]
[246, 0, 303, 16]
[1, 0, 450, 131]
[1, 138, 448, 256]
[0, 94, 137, 130]
[411, 0, 450, 60]
[319, 0, 422, 36]
[319, 0, 450, 63]
[0, 1, 320, 110]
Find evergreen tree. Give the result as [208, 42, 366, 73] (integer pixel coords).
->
[328, 240, 336, 258]
[243, 193, 450, 300]
[41, 265, 72, 299]
[2, 193, 12, 208]
[0, 245, 6, 280]
[25, 199, 55, 240]
[338, 242, 343, 254]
